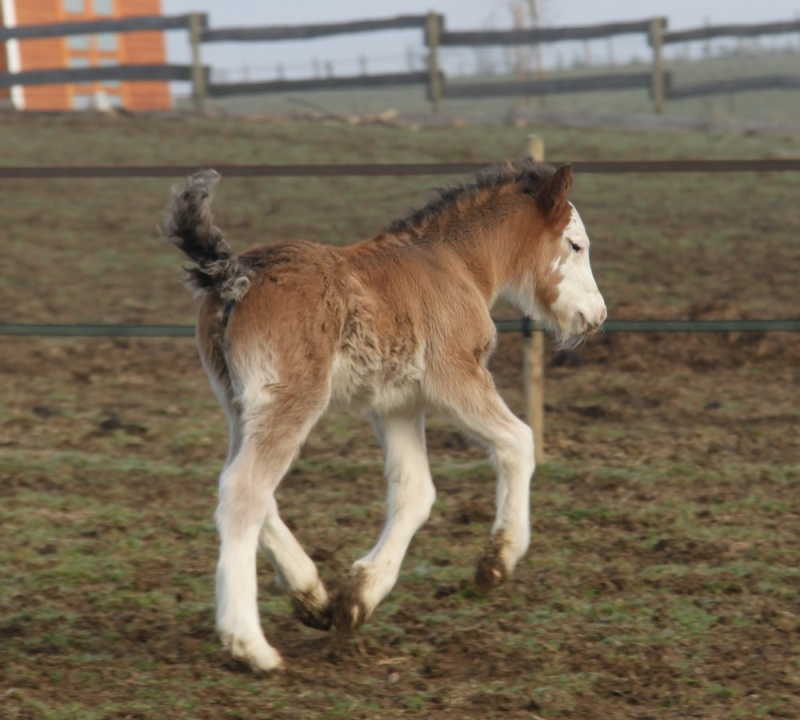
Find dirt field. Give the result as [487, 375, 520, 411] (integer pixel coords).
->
[1, 111, 799, 719]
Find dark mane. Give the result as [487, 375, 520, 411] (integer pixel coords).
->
[384, 158, 556, 239]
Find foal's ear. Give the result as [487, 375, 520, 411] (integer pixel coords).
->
[537, 164, 574, 218]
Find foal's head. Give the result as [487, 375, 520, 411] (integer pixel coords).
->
[504, 162, 607, 347]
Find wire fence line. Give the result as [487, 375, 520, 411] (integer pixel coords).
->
[2, 320, 799, 338]
[2, 159, 800, 180]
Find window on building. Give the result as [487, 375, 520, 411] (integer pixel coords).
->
[68, 56, 91, 68]
[64, 0, 86, 13]
[96, 34, 118, 52]
[66, 35, 91, 51]
[72, 94, 93, 110]
[93, 0, 115, 15]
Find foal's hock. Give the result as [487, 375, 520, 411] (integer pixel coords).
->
[164, 160, 606, 671]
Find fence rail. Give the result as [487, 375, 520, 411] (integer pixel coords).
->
[2, 12, 800, 114]
[200, 15, 427, 43]
[663, 18, 800, 44]
[3, 159, 800, 180]
[437, 19, 653, 46]
[207, 71, 428, 99]
[668, 75, 800, 100]
[442, 72, 653, 100]
[0, 13, 195, 41]
[0, 64, 195, 89]
[2, 320, 799, 338]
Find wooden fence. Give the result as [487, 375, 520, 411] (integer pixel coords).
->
[1, 13, 800, 113]
[0, 14, 201, 98]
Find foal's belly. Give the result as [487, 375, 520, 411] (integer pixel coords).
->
[329, 347, 425, 413]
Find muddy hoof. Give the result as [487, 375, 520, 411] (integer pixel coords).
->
[474, 553, 508, 593]
[329, 570, 369, 633]
[291, 595, 333, 631]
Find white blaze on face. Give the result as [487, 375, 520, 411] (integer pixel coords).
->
[549, 204, 607, 341]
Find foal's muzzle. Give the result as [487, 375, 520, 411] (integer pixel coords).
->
[578, 306, 608, 334]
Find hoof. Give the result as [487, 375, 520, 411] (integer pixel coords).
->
[291, 594, 333, 632]
[474, 553, 508, 592]
[329, 567, 370, 632]
[221, 632, 284, 673]
[474, 535, 510, 593]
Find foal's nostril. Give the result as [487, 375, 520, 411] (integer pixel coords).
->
[580, 308, 606, 335]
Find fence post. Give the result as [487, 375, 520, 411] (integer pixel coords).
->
[525, 134, 545, 465]
[188, 13, 207, 113]
[425, 12, 442, 114]
[648, 17, 667, 114]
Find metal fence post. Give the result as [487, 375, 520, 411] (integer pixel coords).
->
[525, 134, 545, 464]
[188, 13, 208, 113]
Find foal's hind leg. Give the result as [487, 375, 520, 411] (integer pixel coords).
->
[259, 495, 332, 631]
[431, 365, 535, 591]
[215, 389, 327, 671]
[331, 410, 435, 630]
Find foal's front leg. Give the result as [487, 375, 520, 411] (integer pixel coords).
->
[434, 365, 535, 591]
[331, 410, 436, 630]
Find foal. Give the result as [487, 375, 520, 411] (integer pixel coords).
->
[164, 160, 606, 671]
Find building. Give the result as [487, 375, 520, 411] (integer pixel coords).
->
[0, 0, 171, 111]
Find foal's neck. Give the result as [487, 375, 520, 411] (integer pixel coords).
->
[431, 193, 533, 304]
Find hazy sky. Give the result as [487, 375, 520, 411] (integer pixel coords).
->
[162, 1, 800, 82]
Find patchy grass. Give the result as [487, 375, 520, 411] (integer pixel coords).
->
[1, 112, 799, 718]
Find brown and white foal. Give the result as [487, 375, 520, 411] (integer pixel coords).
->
[164, 161, 606, 671]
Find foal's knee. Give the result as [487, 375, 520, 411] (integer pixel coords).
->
[416, 475, 437, 520]
[215, 468, 266, 539]
[517, 422, 535, 474]
[494, 421, 535, 477]
[394, 474, 436, 530]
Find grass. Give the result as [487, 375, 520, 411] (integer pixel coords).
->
[1, 110, 799, 718]
[5, 440, 799, 717]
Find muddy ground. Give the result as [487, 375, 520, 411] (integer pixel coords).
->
[3, 310, 799, 719]
[1, 113, 800, 719]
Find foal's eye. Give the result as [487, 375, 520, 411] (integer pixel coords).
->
[569, 241, 582, 253]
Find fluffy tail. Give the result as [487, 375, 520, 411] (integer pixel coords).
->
[163, 170, 251, 302]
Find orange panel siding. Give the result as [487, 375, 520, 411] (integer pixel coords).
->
[0, 2, 8, 100]
[6, 0, 171, 111]
[15, 0, 68, 110]
[14, 0, 61, 24]
[119, 0, 170, 110]
[121, 0, 163, 15]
